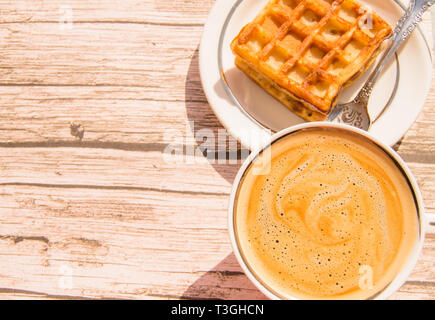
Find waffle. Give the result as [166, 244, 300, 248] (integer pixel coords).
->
[231, 0, 392, 121]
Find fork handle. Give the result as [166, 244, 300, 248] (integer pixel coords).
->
[355, 0, 434, 104]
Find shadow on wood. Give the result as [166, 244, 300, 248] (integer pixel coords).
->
[181, 252, 268, 300]
[184, 46, 246, 184]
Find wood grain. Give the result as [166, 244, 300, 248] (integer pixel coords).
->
[0, 0, 433, 300]
[0, 0, 215, 25]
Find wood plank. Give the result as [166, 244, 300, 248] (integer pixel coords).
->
[0, 149, 239, 195]
[0, 0, 215, 25]
[0, 23, 200, 87]
[0, 86, 217, 146]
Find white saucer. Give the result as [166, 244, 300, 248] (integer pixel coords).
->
[199, 0, 432, 149]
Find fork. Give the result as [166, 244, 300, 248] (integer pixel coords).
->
[328, 0, 434, 131]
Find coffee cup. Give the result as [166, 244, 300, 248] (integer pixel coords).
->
[228, 122, 434, 300]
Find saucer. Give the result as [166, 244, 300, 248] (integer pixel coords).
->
[199, 0, 432, 149]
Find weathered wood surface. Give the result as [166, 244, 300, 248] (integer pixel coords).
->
[0, 0, 433, 300]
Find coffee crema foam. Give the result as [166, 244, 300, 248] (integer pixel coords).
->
[234, 129, 418, 299]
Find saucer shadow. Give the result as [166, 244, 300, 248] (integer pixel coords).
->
[184, 48, 267, 300]
[181, 253, 269, 300]
[392, 137, 404, 152]
[184, 47, 250, 184]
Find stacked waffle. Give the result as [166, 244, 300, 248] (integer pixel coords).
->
[231, 0, 392, 121]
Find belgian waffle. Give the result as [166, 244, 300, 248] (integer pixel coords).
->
[231, 0, 392, 121]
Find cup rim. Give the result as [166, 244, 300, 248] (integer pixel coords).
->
[228, 122, 426, 300]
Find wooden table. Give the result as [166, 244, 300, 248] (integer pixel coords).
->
[0, 0, 433, 300]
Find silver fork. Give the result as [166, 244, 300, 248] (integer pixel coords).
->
[328, 0, 434, 131]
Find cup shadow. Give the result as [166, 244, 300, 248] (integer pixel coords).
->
[183, 46, 267, 300]
[181, 253, 269, 300]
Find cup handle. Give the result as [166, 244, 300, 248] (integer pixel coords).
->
[426, 213, 435, 235]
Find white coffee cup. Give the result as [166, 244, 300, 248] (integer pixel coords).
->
[228, 122, 435, 300]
